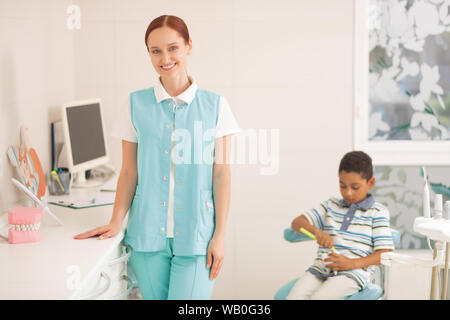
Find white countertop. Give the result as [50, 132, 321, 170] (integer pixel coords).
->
[0, 189, 127, 299]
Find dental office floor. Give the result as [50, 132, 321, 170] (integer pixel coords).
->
[0, 0, 442, 299]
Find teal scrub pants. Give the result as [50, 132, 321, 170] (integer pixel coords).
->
[128, 238, 215, 300]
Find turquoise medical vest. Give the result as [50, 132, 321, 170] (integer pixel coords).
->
[124, 87, 220, 256]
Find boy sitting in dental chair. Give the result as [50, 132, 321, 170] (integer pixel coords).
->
[287, 151, 394, 300]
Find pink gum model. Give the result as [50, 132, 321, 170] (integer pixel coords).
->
[8, 207, 42, 244]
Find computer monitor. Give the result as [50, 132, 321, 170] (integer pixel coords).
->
[61, 98, 109, 187]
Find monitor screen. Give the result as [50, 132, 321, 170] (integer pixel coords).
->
[65, 103, 106, 166]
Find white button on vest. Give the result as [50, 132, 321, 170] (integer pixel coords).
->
[162, 202, 167, 206]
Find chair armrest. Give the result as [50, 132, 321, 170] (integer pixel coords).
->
[284, 228, 311, 243]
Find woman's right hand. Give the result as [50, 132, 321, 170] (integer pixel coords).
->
[315, 229, 334, 249]
[73, 221, 122, 240]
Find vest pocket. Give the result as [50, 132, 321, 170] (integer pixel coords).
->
[198, 190, 215, 241]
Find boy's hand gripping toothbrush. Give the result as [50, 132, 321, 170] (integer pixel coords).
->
[299, 227, 338, 253]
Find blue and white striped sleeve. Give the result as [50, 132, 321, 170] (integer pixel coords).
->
[372, 206, 395, 251]
[303, 200, 328, 231]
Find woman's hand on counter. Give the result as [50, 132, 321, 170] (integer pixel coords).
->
[73, 222, 121, 240]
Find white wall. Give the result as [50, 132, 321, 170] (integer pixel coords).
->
[0, 0, 75, 212]
[0, 0, 432, 300]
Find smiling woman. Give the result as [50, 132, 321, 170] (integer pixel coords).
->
[145, 16, 193, 92]
[145, 25, 192, 95]
[73, 14, 240, 300]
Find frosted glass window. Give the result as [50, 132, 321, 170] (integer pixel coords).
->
[368, 0, 450, 141]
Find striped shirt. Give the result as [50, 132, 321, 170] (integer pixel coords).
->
[303, 194, 395, 289]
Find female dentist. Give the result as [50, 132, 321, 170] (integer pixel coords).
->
[74, 15, 240, 300]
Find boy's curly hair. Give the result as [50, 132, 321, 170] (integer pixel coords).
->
[338, 151, 373, 181]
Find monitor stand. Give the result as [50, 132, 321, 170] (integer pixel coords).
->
[72, 170, 105, 188]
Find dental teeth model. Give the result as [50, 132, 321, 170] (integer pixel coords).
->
[7, 206, 42, 244]
[9, 222, 41, 231]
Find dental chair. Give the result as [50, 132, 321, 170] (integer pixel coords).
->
[274, 228, 401, 300]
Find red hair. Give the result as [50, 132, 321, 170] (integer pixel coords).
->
[144, 15, 190, 50]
